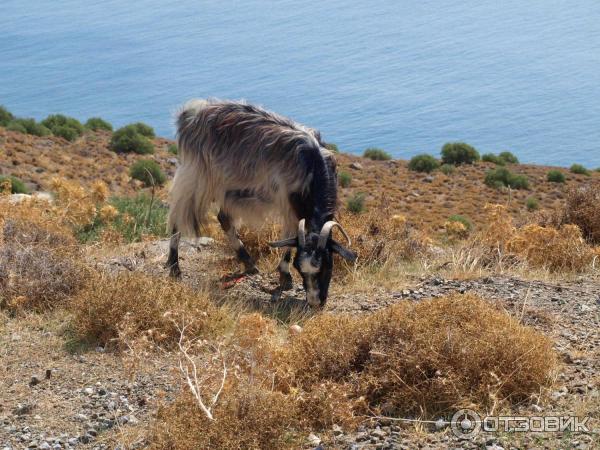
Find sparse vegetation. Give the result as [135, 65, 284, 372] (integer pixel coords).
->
[168, 143, 178, 155]
[0, 175, 28, 194]
[547, 169, 566, 183]
[484, 167, 529, 189]
[109, 124, 154, 154]
[441, 142, 480, 165]
[570, 163, 591, 176]
[85, 117, 113, 132]
[338, 171, 352, 188]
[408, 154, 440, 173]
[346, 192, 365, 213]
[130, 159, 166, 187]
[363, 147, 391, 161]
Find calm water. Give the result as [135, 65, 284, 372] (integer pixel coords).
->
[1, 1, 600, 166]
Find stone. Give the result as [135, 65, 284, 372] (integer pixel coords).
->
[350, 162, 363, 170]
[307, 433, 321, 446]
[29, 375, 41, 387]
[289, 324, 303, 335]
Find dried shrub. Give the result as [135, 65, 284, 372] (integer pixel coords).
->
[0, 245, 84, 312]
[476, 204, 598, 272]
[277, 294, 556, 418]
[562, 184, 600, 244]
[70, 272, 232, 348]
[508, 224, 596, 272]
[0, 206, 83, 312]
[151, 385, 301, 450]
[341, 207, 431, 266]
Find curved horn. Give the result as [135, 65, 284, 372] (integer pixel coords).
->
[318, 221, 351, 249]
[298, 219, 306, 248]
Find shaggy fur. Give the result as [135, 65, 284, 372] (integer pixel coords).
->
[169, 99, 337, 238]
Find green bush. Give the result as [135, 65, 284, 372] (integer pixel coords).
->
[484, 167, 529, 190]
[547, 170, 566, 183]
[130, 122, 155, 138]
[338, 171, 352, 188]
[447, 214, 472, 231]
[408, 154, 440, 173]
[52, 125, 79, 141]
[110, 125, 154, 154]
[325, 143, 339, 153]
[0, 175, 28, 194]
[7, 118, 51, 137]
[441, 142, 480, 165]
[499, 151, 519, 164]
[570, 164, 590, 176]
[526, 197, 539, 211]
[363, 147, 391, 161]
[0, 105, 14, 126]
[346, 192, 365, 214]
[41, 114, 85, 141]
[130, 159, 166, 187]
[6, 121, 27, 134]
[481, 153, 505, 165]
[167, 144, 178, 155]
[78, 194, 169, 243]
[440, 164, 455, 175]
[85, 117, 113, 132]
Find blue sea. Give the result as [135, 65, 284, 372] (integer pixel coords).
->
[1, 1, 600, 167]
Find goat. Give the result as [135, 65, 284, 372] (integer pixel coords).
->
[166, 99, 356, 306]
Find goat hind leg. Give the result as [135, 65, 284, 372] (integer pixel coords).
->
[217, 210, 258, 274]
[166, 228, 182, 278]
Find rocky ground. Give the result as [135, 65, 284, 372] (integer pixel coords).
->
[2, 239, 598, 449]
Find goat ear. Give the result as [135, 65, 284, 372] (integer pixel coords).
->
[330, 239, 357, 262]
[268, 237, 298, 248]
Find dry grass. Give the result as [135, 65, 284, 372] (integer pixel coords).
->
[70, 272, 233, 348]
[276, 293, 556, 418]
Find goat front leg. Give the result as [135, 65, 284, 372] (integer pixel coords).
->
[217, 211, 258, 274]
[277, 249, 294, 291]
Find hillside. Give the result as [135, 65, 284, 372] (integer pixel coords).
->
[2, 126, 599, 233]
[1, 123, 599, 450]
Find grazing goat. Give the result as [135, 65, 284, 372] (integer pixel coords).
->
[166, 99, 356, 306]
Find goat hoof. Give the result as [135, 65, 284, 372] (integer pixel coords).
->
[169, 266, 182, 279]
[279, 273, 293, 291]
